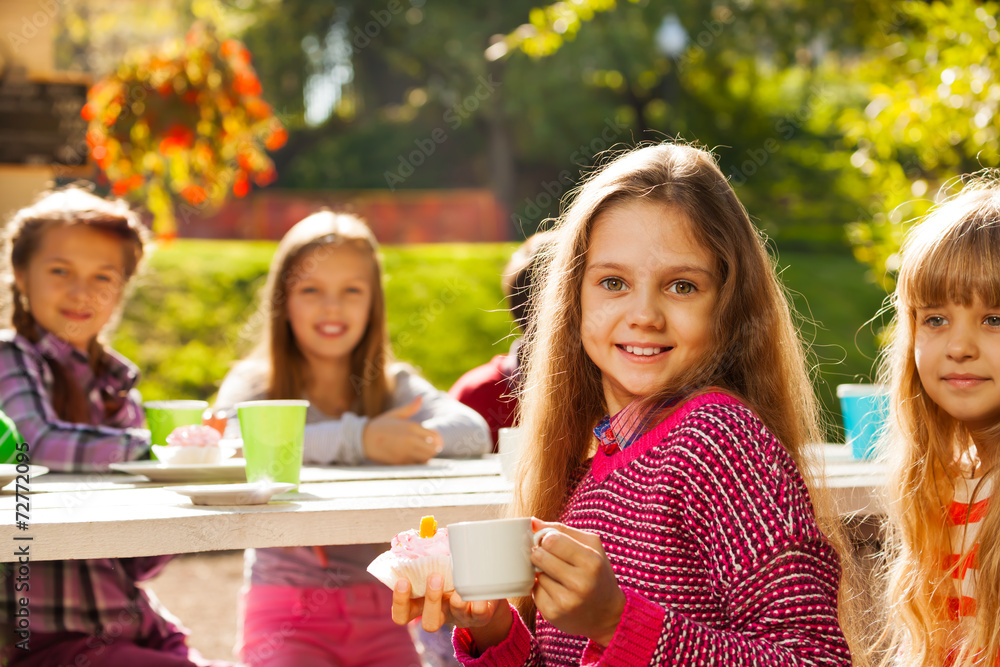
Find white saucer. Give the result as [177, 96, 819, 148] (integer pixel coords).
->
[109, 459, 246, 483]
[170, 482, 296, 506]
[0, 464, 49, 489]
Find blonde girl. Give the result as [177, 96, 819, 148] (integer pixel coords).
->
[0, 188, 221, 666]
[393, 143, 852, 665]
[214, 211, 491, 667]
[879, 181, 1000, 666]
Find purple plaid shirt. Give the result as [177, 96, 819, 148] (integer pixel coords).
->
[0, 328, 176, 643]
[0, 328, 149, 472]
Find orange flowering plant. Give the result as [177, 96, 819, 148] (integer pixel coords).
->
[83, 24, 287, 237]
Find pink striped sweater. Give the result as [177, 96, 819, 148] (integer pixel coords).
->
[454, 392, 851, 666]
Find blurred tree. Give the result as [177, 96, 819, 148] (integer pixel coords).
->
[236, 0, 538, 219]
[63, 0, 998, 258]
[495, 0, 887, 243]
[239, 0, 896, 243]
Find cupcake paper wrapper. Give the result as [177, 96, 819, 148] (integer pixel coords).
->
[367, 552, 453, 597]
[151, 445, 235, 465]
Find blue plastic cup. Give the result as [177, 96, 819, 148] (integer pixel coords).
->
[837, 384, 889, 460]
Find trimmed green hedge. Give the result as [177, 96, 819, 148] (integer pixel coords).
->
[113, 240, 885, 439]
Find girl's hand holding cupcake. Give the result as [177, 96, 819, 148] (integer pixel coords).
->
[362, 396, 443, 464]
[392, 574, 511, 637]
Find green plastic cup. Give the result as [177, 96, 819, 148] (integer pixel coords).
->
[0, 410, 24, 464]
[144, 401, 210, 457]
[236, 400, 309, 486]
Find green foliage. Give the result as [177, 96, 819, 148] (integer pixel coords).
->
[384, 244, 517, 389]
[113, 240, 275, 401]
[113, 239, 883, 438]
[834, 0, 1000, 289]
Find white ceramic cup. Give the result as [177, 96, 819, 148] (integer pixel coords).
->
[448, 518, 553, 601]
[497, 426, 523, 481]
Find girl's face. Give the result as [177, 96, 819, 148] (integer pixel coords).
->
[581, 200, 718, 414]
[915, 297, 1000, 434]
[285, 244, 374, 368]
[14, 224, 127, 352]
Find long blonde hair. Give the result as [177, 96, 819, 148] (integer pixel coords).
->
[2, 186, 148, 423]
[879, 181, 1000, 666]
[511, 142, 850, 632]
[246, 210, 395, 416]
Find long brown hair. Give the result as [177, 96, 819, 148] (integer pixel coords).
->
[511, 142, 855, 645]
[879, 180, 1000, 666]
[2, 186, 148, 423]
[244, 211, 395, 416]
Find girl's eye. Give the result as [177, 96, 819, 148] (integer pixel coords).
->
[49, 267, 67, 276]
[95, 274, 113, 283]
[599, 277, 626, 292]
[923, 315, 946, 328]
[669, 281, 696, 295]
[298, 286, 318, 294]
[985, 315, 1000, 328]
[345, 286, 364, 295]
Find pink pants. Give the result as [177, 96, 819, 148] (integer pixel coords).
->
[6, 629, 230, 667]
[238, 584, 421, 667]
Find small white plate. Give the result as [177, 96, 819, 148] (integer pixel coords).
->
[109, 459, 246, 483]
[171, 482, 296, 506]
[0, 464, 49, 489]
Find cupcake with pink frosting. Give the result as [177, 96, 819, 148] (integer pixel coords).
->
[152, 424, 235, 465]
[367, 516, 453, 597]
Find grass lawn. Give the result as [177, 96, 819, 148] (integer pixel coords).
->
[114, 239, 886, 440]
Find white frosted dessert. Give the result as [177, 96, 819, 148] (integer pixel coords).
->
[152, 424, 235, 465]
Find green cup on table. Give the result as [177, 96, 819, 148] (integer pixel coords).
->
[144, 400, 209, 459]
[236, 400, 309, 487]
[0, 410, 24, 464]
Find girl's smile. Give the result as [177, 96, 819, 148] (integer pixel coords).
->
[942, 373, 988, 388]
[617, 344, 671, 358]
[60, 309, 93, 321]
[581, 200, 718, 415]
[314, 321, 348, 337]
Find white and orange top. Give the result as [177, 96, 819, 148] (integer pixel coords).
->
[946, 475, 992, 629]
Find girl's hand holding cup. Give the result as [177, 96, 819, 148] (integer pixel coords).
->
[362, 396, 443, 464]
[529, 519, 626, 647]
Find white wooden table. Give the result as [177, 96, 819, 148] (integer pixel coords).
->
[817, 443, 887, 516]
[0, 446, 885, 563]
[0, 457, 509, 563]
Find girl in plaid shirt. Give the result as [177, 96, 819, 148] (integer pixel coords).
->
[0, 188, 225, 666]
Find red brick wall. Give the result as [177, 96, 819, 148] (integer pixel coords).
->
[174, 189, 510, 243]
